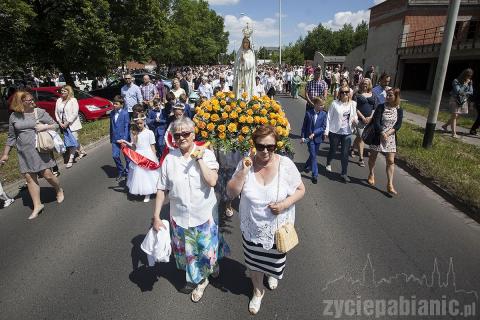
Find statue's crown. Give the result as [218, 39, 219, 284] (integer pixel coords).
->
[242, 23, 253, 39]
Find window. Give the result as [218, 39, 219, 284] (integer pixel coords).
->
[467, 21, 479, 40]
[36, 91, 58, 102]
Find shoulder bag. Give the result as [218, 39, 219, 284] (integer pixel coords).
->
[274, 157, 299, 253]
[34, 108, 55, 153]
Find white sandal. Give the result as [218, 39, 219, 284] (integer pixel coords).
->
[267, 276, 278, 290]
[249, 290, 265, 315]
[191, 278, 209, 303]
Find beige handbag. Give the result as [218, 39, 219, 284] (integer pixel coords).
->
[34, 109, 55, 153]
[274, 158, 299, 253]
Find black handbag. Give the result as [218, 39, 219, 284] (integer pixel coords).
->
[361, 122, 376, 145]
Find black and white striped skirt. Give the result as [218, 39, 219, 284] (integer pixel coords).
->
[242, 235, 286, 279]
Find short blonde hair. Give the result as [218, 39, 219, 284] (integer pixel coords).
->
[359, 78, 372, 93]
[337, 85, 351, 101]
[61, 85, 74, 100]
[10, 91, 33, 113]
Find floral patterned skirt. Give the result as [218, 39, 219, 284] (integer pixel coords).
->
[170, 217, 230, 284]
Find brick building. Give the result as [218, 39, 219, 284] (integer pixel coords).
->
[354, 0, 480, 90]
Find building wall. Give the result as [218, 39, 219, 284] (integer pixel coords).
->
[344, 45, 366, 73]
[364, 19, 404, 82]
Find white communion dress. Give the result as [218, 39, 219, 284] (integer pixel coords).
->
[127, 129, 160, 195]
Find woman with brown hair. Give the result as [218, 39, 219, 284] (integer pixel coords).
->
[227, 125, 305, 315]
[0, 91, 64, 219]
[55, 85, 85, 168]
[442, 68, 474, 138]
[367, 88, 404, 195]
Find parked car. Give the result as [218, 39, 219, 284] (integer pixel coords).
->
[25, 87, 113, 123]
[89, 73, 172, 101]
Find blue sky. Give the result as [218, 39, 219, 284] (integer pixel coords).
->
[206, 0, 386, 52]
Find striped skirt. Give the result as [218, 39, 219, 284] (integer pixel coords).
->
[242, 235, 286, 279]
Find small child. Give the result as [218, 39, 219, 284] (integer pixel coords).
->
[118, 112, 159, 203]
[301, 96, 327, 184]
[146, 98, 169, 157]
[178, 93, 192, 119]
[110, 95, 131, 180]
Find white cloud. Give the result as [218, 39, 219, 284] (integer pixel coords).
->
[373, 0, 386, 4]
[297, 22, 316, 34]
[206, 0, 239, 5]
[322, 10, 370, 31]
[224, 14, 279, 51]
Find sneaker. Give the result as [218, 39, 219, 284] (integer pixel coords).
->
[325, 165, 332, 172]
[341, 174, 350, 183]
[143, 194, 150, 203]
[3, 198, 14, 208]
[312, 176, 318, 184]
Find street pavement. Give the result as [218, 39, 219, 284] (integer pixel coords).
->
[0, 93, 479, 320]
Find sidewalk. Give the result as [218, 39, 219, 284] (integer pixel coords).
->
[402, 110, 480, 147]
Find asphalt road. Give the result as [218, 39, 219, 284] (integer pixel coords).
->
[0, 94, 479, 320]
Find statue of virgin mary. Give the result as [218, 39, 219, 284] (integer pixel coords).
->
[233, 23, 256, 100]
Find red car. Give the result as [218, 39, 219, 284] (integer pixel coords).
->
[27, 87, 113, 123]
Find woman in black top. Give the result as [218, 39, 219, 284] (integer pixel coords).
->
[353, 78, 377, 167]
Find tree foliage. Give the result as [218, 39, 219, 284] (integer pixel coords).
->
[1, 0, 229, 77]
[282, 21, 369, 63]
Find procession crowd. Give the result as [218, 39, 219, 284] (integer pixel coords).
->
[0, 59, 476, 316]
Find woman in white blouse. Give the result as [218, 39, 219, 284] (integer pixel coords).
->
[152, 117, 228, 303]
[324, 85, 358, 182]
[55, 85, 85, 168]
[170, 78, 186, 100]
[227, 125, 305, 315]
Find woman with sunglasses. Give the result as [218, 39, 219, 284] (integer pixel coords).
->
[227, 125, 305, 315]
[152, 117, 228, 303]
[367, 88, 403, 195]
[324, 85, 358, 182]
[55, 85, 86, 169]
[1, 91, 64, 219]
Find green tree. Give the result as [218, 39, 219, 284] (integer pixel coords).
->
[109, 0, 166, 66]
[0, 0, 36, 74]
[353, 21, 369, 48]
[29, 0, 119, 83]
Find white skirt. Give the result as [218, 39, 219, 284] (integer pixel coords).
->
[126, 148, 160, 196]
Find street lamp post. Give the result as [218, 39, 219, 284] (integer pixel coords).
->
[279, 0, 282, 66]
[422, 0, 461, 148]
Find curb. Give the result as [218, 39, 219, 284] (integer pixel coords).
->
[3, 135, 110, 197]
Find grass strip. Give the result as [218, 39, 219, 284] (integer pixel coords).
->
[396, 122, 480, 213]
[0, 118, 110, 184]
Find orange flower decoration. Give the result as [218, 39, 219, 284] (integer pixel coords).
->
[270, 119, 277, 126]
[227, 123, 237, 133]
[224, 105, 232, 112]
[221, 112, 229, 120]
[229, 111, 238, 119]
[206, 123, 215, 132]
[239, 115, 247, 123]
[246, 116, 254, 124]
[201, 131, 208, 138]
[240, 102, 247, 108]
[260, 109, 268, 116]
[259, 117, 268, 125]
[211, 114, 220, 122]
[246, 109, 254, 116]
[217, 124, 226, 132]
[238, 135, 245, 142]
[241, 126, 250, 134]
[219, 132, 226, 140]
[241, 91, 248, 99]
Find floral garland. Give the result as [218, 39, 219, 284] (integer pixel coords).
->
[193, 91, 293, 155]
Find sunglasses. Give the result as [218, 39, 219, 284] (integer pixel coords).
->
[340, 91, 350, 95]
[255, 143, 276, 152]
[124, 78, 132, 80]
[173, 131, 192, 139]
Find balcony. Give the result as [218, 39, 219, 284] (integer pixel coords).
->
[397, 24, 480, 57]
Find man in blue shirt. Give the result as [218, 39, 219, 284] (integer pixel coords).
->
[372, 72, 391, 105]
[121, 74, 143, 116]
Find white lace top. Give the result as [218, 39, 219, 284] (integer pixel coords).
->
[236, 155, 302, 250]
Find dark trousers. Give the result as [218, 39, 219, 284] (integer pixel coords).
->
[306, 140, 323, 177]
[286, 81, 291, 93]
[471, 103, 480, 132]
[327, 132, 353, 175]
[112, 142, 130, 176]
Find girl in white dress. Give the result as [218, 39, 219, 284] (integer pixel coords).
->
[119, 112, 160, 202]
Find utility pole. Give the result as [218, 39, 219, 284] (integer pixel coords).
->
[279, 0, 282, 66]
[422, 0, 460, 148]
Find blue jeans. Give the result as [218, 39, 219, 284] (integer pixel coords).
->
[306, 140, 322, 177]
[112, 142, 130, 176]
[326, 132, 353, 175]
